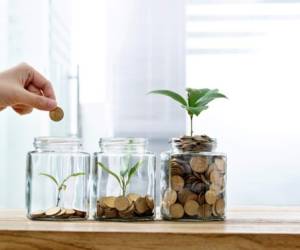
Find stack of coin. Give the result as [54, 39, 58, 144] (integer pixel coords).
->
[173, 135, 215, 152]
[30, 207, 87, 220]
[161, 155, 226, 220]
[96, 193, 155, 220]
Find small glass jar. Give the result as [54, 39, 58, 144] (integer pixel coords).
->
[160, 136, 226, 221]
[93, 138, 156, 221]
[26, 137, 90, 220]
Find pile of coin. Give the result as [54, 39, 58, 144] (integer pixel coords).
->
[30, 207, 87, 220]
[96, 194, 154, 220]
[173, 135, 215, 152]
[162, 154, 226, 220]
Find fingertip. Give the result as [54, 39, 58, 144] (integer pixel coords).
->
[47, 98, 57, 111]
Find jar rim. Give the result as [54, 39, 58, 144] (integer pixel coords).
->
[99, 138, 148, 146]
[34, 137, 82, 148]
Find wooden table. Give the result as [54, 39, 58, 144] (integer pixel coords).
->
[0, 207, 300, 249]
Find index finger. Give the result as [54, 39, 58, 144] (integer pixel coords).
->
[30, 68, 56, 100]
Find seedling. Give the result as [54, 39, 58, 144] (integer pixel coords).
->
[149, 88, 227, 136]
[40, 172, 85, 206]
[97, 159, 143, 197]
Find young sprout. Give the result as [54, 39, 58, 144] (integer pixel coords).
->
[148, 88, 227, 136]
[40, 172, 85, 206]
[98, 159, 143, 197]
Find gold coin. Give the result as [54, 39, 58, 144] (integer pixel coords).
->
[49, 106, 64, 122]
[205, 190, 217, 205]
[163, 189, 177, 206]
[127, 193, 140, 203]
[171, 175, 184, 191]
[115, 196, 130, 211]
[135, 197, 148, 214]
[145, 195, 155, 210]
[169, 203, 184, 219]
[30, 210, 45, 218]
[102, 196, 116, 208]
[45, 207, 61, 216]
[184, 200, 199, 216]
[215, 198, 225, 216]
[190, 156, 208, 173]
[56, 208, 66, 217]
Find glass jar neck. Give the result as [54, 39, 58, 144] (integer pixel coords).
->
[171, 136, 217, 153]
[99, 138, 148, 153]
[34, 137, 82, 152]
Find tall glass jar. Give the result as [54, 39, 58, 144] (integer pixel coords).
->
[93, 138, 156, 221]
[26, 137, 90, 220]
[160, 136, 226, 221]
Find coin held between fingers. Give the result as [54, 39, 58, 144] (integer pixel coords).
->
[49, 106, 64, 122]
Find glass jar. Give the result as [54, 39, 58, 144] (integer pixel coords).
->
[93, 138, 156, 221]
[160, 136, 226, 221]
[26, 137, 90, 220]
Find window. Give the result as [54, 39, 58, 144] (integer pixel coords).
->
[186, 0, 300, 205]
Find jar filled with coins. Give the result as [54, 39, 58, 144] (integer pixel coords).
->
[93, 138, 156, 221]
[160, 135, 226, 221]
[26, 137, 90, 220]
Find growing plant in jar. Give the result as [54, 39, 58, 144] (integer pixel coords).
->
[30, 172, 86, 220]
[96, 158, 155, 220]
[149, 88, 227, 137]
[149, 88, 227, 221]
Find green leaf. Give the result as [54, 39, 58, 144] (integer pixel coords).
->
[125, 160, 143, 187]
[97, 162, 122, 186]
[186, 88, 210, 107]
[196, 89, 227, 107]
[59, 172, 85, 191]
[148, 90, 187, 107]
[120, 156, 131, 177]
[39, 173, 59, 187]
[185, 106, 208, 116]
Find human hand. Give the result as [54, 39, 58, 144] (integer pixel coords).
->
[0, 63, 57, 115]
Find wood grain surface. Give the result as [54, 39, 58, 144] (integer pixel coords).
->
[0, 207, 300, 249]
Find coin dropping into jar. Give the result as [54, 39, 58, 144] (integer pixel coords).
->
[49, 107, 64, 122]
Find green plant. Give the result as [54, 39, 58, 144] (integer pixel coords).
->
[40, 172, 85, 206]
[97, 159, 143, 197]
[148, 88, 227, 136]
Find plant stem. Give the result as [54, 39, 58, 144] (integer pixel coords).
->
[56, 190, 61, 207]
[190, 115, 193, 136]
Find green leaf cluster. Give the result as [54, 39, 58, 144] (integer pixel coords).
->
[40, 172, 85, 206]
[97, 159, 143, 197]
[148, 88, 227, 136]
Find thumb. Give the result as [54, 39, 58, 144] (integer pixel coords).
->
[18, 90, 57, 111]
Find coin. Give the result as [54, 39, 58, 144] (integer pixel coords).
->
[163, 189, 177, 207]
[45, 207, 61, 216]
[115, 196, 130, 211]
[215, 198, 225, 216]
[190, 156, 208, 173]
[102, 196, 116, 208]
[64, 208, 76, 217]
[169, 203, 184, 219]
[178, 189, 197, 205]
[205, 190, 217, 205]
[135, 197, 149, 214]
[210, 170, 221, 184]
[103, 208, 118, 218]
[74, 209, 87, 218]
[97, 205, 104, 217]
[127, 193, 140, 203]
[49, 106, 64, 122]
[30, 210, 45, 218]
[214, 158, 226, 173]
[145, 195, 154, 210]
[56, 208, 66, 217]
[171, 175, 184, 191]
[184, 200, 199, 216]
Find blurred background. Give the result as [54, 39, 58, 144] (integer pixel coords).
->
[1, 0, 300, 208]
